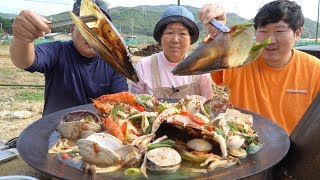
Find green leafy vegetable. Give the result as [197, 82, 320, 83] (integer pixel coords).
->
[137, 94, 152, 101]
[246, 142, 262, 154]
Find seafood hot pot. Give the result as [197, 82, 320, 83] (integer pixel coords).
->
[17, 102, 290, 180]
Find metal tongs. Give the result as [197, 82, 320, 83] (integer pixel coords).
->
[209, 19, 230, 33]
[0, 137, 18, 150]
[48, 14, 98, 29]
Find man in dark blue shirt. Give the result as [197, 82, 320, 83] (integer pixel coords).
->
[9, 0, 128, 116]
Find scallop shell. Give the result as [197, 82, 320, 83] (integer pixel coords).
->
[56, 111, 101, 140]
[77, 133, 123, 166]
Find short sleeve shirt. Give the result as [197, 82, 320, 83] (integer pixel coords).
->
[26, 41, 128, 116]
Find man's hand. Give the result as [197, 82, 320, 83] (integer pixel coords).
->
[198, 3, 226, 35]
[12, 10, 52, 43]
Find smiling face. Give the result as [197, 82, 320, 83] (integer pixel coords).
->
[71, 26, 97, 58]
[255, 20, 301, 68]
[160, 22, 191, 63]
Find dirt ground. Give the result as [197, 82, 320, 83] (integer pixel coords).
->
[0, 46, 44, 141]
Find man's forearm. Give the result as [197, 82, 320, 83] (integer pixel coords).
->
[9, 37, 36, 69]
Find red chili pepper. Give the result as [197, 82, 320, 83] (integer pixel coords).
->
[180, 111, 206, 126]
[134, 104, 144, 112]
[121, 121, 128, 135]
[61, 153, 70, 160]
[207, 125, 215, 132]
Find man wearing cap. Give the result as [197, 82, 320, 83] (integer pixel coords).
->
[10, 0, 128, 116]
[130, 5, 225, 99]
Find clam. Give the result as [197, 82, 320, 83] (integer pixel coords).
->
[56, 110, 101, 140]
[80, 130, 96, 139]
[77, 132, 140, 166]
[228, 148, 247, 158]
[146, 147, 181, 173]
[187, 139, 213, 152]
[226, 135, 245, 150]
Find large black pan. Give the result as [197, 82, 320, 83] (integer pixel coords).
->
[17, 103, 289, 180]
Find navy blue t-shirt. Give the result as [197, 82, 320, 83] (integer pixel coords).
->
[25, 41, 128, 116]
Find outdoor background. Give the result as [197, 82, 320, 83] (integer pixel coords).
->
[0, 2, 319, 177]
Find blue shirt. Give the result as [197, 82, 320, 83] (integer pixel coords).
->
[26, 41, 128, 116]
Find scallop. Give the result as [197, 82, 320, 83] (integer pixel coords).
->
[77, 132, 140, 166]
[57, 110, 101, 140]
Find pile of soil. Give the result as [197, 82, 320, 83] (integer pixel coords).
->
[130, 44, 162, 56]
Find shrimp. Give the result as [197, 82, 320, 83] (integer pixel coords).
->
[101, 115, 124, 141]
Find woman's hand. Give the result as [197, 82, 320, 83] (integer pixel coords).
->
[198, 3, 226, 35]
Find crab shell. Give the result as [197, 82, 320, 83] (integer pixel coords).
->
[77, 132, 140, 166]
[56, 111, 101, 140]
[155, 121, 223, 157]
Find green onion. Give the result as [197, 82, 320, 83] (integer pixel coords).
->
[250, 37, 271, 54]
[215, 126, 226, 139]
[124, 168, 141, 176]
[147, 140, 175, 150]
[227, 121, 239, 132]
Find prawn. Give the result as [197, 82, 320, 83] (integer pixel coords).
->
[100, 115, 124, 141]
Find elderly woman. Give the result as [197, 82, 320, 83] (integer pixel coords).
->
[130, 6, 214, 99]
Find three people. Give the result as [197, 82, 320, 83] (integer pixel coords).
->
[9, 0, 128, 116]
[207, 0, 320, 134]
[10, 0, 319, 136]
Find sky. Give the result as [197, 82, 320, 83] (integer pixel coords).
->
[0, 0, 319, 21]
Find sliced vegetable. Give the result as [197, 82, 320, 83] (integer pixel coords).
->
[121, 121, 128, 136]
[147, 140, 175, 150]
[141, 115, 150, 134]
[250, 37, 271, 54]
[215, 127, 226, 140]
[61, 153, 71, 160]
[137, 94, 153, 101]
[246, 142, 262, 154]
[227, 121, 240, 132]
[207, 125, 215, 132]
[124, 168, 141, 176]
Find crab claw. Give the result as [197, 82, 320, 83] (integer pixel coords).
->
[172, 23, 270, 75]
[70, 0, 139, 82]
